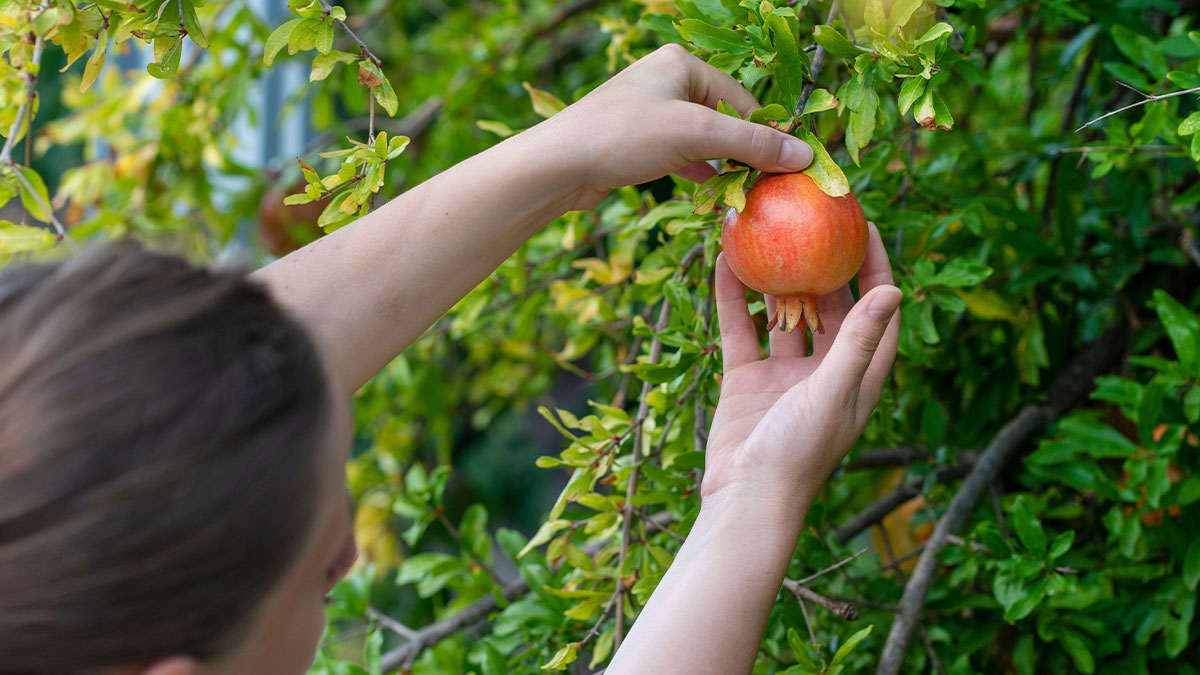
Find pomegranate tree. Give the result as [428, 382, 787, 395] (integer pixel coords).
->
[721, 172, 869, 334]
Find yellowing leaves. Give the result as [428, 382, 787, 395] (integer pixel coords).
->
[523, 82, 567, 118]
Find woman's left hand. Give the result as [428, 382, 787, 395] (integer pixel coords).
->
[538, 43, 816, 210]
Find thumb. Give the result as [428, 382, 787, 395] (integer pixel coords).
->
[813, 286, 903, 403]
[685, 108, 814, 172]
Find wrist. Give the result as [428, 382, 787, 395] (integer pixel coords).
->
[695, 478, 812, 549]
[514, 112, 595, 211]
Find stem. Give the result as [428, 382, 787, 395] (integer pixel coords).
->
[314, 0, 383, 67]
[1076, 85, 1200, 132]
[875, 323, 1129, 675]
[0, 36, 44, 165]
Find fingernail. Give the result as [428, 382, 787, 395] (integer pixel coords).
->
[778, 137, 813, 171]
[866, 287, 902, 321]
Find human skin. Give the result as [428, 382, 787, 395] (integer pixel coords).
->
[123, 44, 901, 674]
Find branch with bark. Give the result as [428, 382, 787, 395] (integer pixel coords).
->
[874, 322, 1128, 675]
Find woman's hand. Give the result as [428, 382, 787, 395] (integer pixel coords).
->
[702, 223, 902, 514]
[541, 44, 816, 210]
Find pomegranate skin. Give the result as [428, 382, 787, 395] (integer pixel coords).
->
[721, 172, 869, 332]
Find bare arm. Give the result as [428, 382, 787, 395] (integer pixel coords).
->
[253, 45, 814, 395]
[608, 230, 901, 673]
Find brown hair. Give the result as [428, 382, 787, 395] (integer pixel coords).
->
[0, 241, 330, 674]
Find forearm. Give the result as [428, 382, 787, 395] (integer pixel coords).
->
[607, 484, 808, 674]
[254, 121, 582, 394]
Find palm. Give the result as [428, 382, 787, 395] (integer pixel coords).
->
[701, 225, 901, 499]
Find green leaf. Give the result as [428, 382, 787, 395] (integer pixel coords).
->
[264, 18, 302, 67]
[1185, 387, 1200, 423]
[476, 120, 516, 138]
[374, 75, 399, 116]
[675, 19, 751, 55]
[0, 221, 56, 253]
[1184, 538, 1200, 591]
[1011, 496, 1046, 557]
[316, 19, 334, 54]
[283, 193, 314, 205]
[180, 0, 208, 48]
[716, 99, 741, 118]
[913, 22, 954, 46]
[923, 259, 993, 288]
[812, 25, 864, 57]
[1057, 629, 1095, 673]
[542, 642, 578, 670]
[801, 88, 838, 115]
[1152, 290, 1200, 374]
[1179, 111, 1200, 136]
[766, 14, 806, 113]
[830, 625, 873, 666]
[310, 50, 356, 82]
[146, 38, 182, 79]
[787, 628, 819, 670]
[81, 29, 107, 92]
[1048, 530, 1074, 560]
[692, 169, 748, 214]
[15, 167, 52, 223]
[898, 77, 925, 115]
[796, 128, 849, 197]
[748, 103, 791, 125]
[589, 628, 614, 668]
[888, 0, 923, 31]
[845, 91, 877, 165]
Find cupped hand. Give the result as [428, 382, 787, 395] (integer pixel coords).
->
[701, 223, 902, 510]
[541, 44, 815, 210]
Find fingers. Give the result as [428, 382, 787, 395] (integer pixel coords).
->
[715, 254, 760, 371]
[666, 43, 761, 116]
[813, 223, 890, 357]
[675, 105, 814, 173]
[856, 303, 901, 428]
[811, 286, 854, 357]
[856, 225, 900, 424]
[766, 294, 807, 358]
[811, 285, 903, 406]
[857, 223, 895, 293]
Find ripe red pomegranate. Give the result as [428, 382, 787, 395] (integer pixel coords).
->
[721, 172, 869, 333]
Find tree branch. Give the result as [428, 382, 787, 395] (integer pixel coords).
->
[1076, 85, 1200, 132]
[875, 322, 1129, 675]
[782, 582, 860, 620]
[833, 452, 977, 544]
[313, 0, 382, 67]
[0, 36, 43, 165]
[378, 511, 675, 672]
[793, 546, 870, 585]
[846, 446, 928, 471]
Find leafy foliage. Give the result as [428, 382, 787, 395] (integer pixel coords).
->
[3, 0, 1200, 673]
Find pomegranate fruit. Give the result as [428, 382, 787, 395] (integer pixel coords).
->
[721, 172, 869, 333]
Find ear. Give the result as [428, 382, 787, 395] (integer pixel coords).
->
[138, 656, 199, 675]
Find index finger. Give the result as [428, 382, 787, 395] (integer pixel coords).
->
[857, 223, 895, 293]
[679, 48, 761, 116]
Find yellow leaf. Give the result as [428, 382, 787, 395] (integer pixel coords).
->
[80, 29, 106, 93]
[956, 288, 1022, 324]
[522, 82, 567, 118]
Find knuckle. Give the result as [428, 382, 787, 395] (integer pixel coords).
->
[655, 43, 692, 65]
[747, 124, 781, 161]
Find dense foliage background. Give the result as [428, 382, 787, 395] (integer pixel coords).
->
[2, 0, 1200, 672]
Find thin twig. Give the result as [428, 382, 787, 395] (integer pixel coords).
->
[1050, 144, 1175, 154]
[834, 453, 978, 543]
[917, 624, 947, 675]
[313, 0, 383, 67]
[615, 244, 704, 650]
[579, 589, 621, 647]
[1076, 85, 1200, 132]
[794, 547, 870, 585]
[783, 583, 860, 621]
[797, 594, 817, 644]
[0, 36, 44, 165]
[875, 323, 1129, 675]
[368, 607, 419, 640]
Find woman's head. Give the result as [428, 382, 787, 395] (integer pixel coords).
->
[0, 241, 355, 675]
